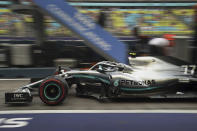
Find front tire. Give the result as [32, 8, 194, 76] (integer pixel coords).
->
[39, 76, 68, 105]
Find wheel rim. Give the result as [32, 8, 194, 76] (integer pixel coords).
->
[44, 83, 61, 101]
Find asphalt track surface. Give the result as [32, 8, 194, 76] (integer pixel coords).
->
[0, 79, 197, 110]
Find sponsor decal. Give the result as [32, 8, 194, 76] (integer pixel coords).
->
[14, 94, 23, 98]
[119, 79, 156, 86]
[0, 118, 32, 128]
[113, 79, 158, 91]
[113, 80, 119, 87]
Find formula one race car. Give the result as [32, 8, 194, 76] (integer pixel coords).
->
[5, 56, 197, 105]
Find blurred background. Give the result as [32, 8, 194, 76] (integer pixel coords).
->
[0, 0, 195, 37]
[0, 0, 196, 72]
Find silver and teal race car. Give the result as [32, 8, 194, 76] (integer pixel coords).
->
[5, 56, 197, 105]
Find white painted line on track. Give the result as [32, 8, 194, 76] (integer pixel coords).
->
[0, 78, 30, 81]
[0, 110, 197, 114]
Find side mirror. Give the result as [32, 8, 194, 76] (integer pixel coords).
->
[58, 66, 62, 74]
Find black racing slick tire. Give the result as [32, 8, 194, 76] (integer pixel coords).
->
[39, 76, 68, 105]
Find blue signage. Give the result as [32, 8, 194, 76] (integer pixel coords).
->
[32, 0, 128, 64]
[70, 2, 197, 7]
[0, 112, 197, 131]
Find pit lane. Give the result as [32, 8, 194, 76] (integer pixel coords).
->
[0, 79, 197, 110]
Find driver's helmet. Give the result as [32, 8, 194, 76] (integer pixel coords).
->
[100, 64, 116, 72]
[98, 65, 103, 70]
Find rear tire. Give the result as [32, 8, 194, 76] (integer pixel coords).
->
[39, 76, 68, 105]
